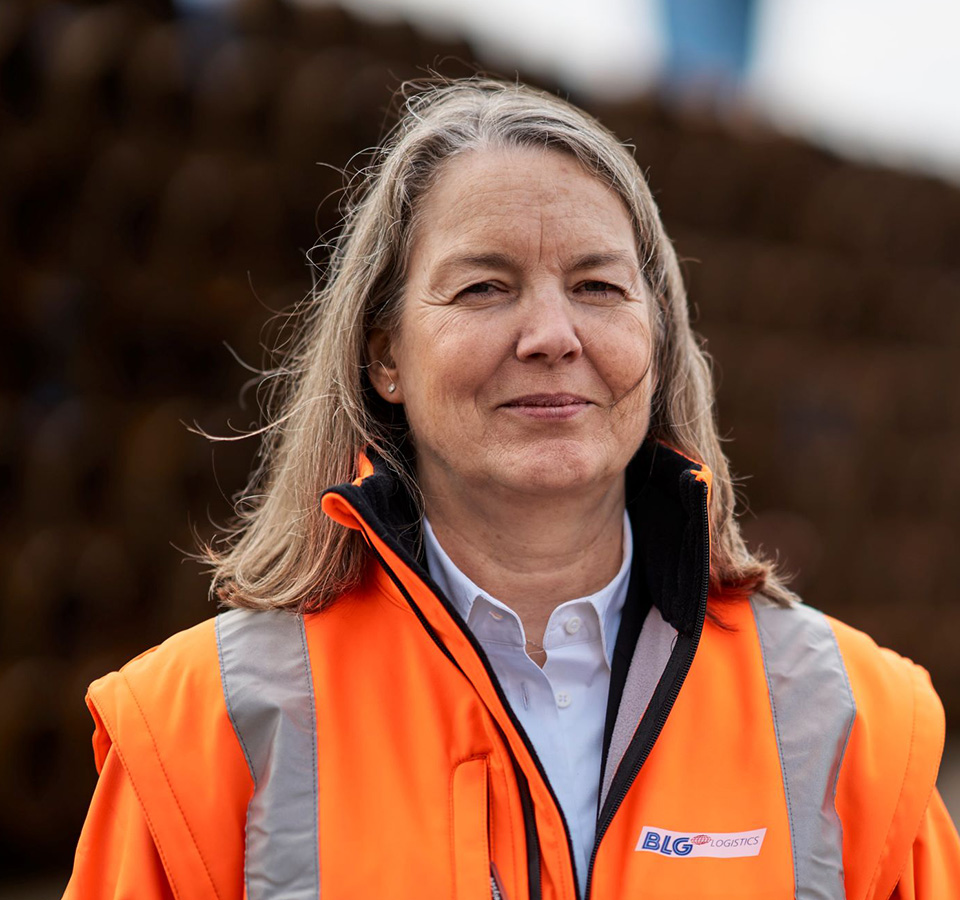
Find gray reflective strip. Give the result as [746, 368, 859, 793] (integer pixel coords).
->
[600, 606, 677, 809]
[751, 599, 856, 900]
[216, 609, 320, 900]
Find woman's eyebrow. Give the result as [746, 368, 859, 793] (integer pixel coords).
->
[432, 252, 518, 280]
[434, 250, 637, 277]
[567, 250, 638, 271]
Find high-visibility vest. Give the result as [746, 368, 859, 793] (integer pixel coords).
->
[80, 444, 953, 899]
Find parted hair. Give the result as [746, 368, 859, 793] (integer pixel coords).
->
[205, 77, 795, 611]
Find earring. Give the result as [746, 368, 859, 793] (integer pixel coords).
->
[376, 360, 397, 396]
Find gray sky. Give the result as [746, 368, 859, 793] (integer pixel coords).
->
[329, 0, 960, 182]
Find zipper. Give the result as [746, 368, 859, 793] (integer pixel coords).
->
[346, 468, 709, 900]
[365, 537, 555, 900]
[582, 479, 710, 900]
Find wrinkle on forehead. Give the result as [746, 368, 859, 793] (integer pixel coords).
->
[410, 145, 640, 279]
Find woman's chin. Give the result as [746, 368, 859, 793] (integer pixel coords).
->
[487, 442, 622, 498]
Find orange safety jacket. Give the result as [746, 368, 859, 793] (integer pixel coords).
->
[65, 442, 960, 900]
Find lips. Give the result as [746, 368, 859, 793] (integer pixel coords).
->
[501, 393, 591, 408]
[498, 394, 593, 421]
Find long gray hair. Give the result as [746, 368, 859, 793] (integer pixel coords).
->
[205, 78, 794, 610]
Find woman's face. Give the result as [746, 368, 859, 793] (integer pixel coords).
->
[369, 145, 656, 500]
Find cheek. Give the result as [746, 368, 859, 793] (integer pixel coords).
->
[593, 312, 656, 398]
[399, 329, 493, 437]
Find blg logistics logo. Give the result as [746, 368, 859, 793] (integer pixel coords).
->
[635, 826, 767, 859]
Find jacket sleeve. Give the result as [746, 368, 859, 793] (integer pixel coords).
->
[64, 621, 251, 900]
[63, 743, 175, 900]
[890, 789, 960, 899]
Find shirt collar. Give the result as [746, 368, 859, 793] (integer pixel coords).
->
[422, 512, 633, 665]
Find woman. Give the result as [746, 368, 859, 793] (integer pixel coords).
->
[65, 79, 959, 899]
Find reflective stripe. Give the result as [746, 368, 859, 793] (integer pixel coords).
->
[216, 609, 320, 900]
[600, 606, 677, 810]
[751, 599, 856, 900]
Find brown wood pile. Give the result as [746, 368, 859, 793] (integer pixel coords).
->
[2, 0, 958, 877]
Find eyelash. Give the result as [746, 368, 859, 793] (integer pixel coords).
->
[457, 281, 625, 299]
[461, 282, 500, 295]
[579, 281, 623, 296]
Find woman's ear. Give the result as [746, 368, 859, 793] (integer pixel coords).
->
[367, 329, 403, 403]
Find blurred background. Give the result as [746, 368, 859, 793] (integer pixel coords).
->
[2, 0, 959, 893]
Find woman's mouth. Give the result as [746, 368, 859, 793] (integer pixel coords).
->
[500, 394, 592, 420]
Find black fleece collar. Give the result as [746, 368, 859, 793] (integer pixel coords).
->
[323, 438, 711, 638]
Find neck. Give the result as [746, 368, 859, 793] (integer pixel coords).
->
[420, 470, 626, 649]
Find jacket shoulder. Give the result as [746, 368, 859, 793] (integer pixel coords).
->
[825, 612, 945, 900]
[85, 615, 251, 900]
[825, 612, 944, 763]
[827, 613, 941, 704]
[753, 600, 943, 733]
[87, 617, 224, 765]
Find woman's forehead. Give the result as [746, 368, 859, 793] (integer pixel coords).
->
[421, 144, 622, 212]
[410, 146, 639, 270]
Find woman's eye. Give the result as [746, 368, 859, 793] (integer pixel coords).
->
[456, 282, 505, 301]
[463, 282, 497, 294]
[578, 281, 623, 297]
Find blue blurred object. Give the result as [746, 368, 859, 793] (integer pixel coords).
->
[661, 0, 757, 95]
[173, 0, 232, 13]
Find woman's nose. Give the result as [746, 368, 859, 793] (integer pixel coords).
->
[514, 289, 583, 364]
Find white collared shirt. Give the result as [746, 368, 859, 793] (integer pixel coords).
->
[422, 514, 632, 896]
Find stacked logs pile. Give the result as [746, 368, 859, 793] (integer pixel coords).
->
[0, 0, 483, 874]
[2, 0, 959, 876]
[595, 100, 960, 675]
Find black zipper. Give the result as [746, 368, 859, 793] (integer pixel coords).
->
[582, 479, 710, 900]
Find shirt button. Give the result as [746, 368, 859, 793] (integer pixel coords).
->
[556, 691, 572, 709]
[564, 616, 582, 635]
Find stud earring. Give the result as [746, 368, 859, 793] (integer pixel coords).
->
[376, 360, 397, 396]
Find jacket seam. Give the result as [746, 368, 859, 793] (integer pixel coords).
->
[121, 670, 224, 900]
[881, 785, 940, 900]
[448, 762, 458, 900]
[497, 754, 520, 898]
[869, 670, 922, 900]
[87, 694, 182, 900]
[92, 678, 181, 898]
[553, 804, 574, 900]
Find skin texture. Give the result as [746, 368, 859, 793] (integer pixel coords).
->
[368, 145, 656, 651]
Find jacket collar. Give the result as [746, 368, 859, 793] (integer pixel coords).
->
[320, 438, 711, 637]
